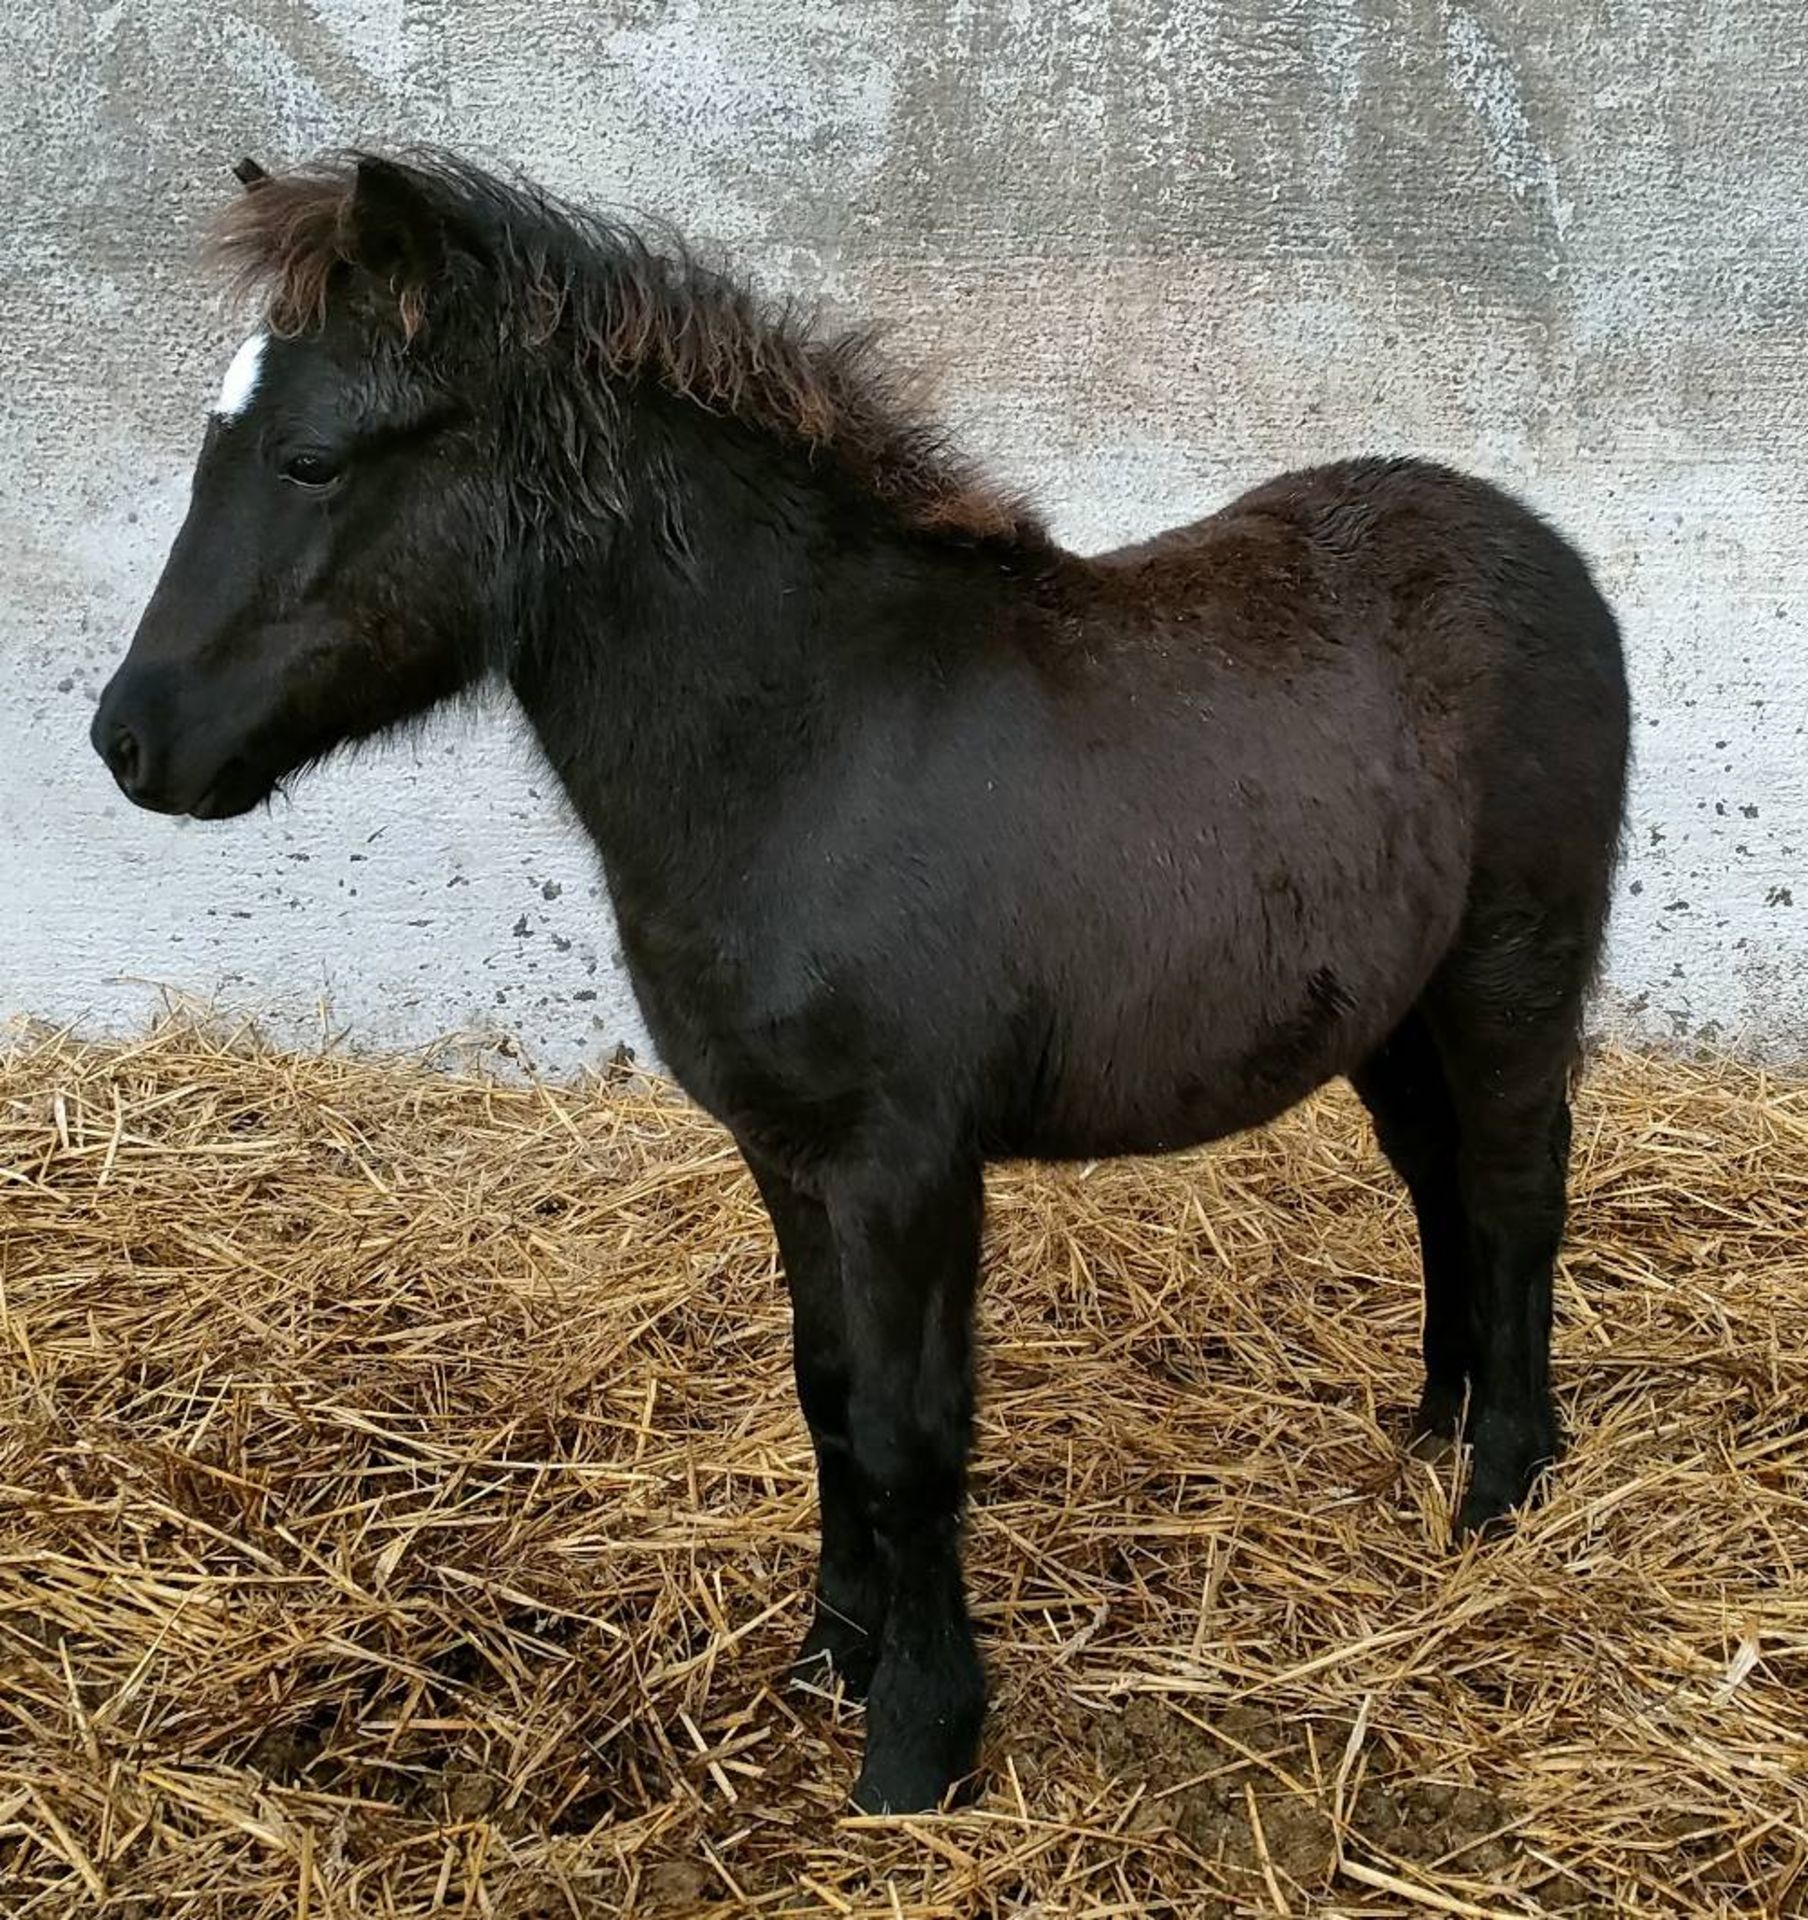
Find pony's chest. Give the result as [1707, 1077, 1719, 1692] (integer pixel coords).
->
[612, 929, 742, 1093]
[612, 921, 875, 1163]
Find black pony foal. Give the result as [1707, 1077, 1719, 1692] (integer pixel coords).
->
[92, 152, 1630, 1812]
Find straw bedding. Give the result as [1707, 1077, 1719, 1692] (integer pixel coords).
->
[1, 1019, 1804, 1916]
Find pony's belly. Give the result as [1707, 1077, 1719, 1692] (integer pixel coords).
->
[1002, 941, 1436, 1160]
[1012, 1040, 1342, 1160]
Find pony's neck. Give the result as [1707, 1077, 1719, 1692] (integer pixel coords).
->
[503, 393, 1012, 911]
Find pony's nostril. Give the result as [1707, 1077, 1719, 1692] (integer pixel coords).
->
[105, 726, 142, 789]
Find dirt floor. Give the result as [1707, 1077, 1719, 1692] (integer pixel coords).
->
[1, 1022, 1804, 1915]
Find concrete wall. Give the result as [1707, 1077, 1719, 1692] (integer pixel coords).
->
[5, 0, 1806, 1073]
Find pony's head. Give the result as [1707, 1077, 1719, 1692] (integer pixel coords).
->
[92, 156, 514, 817]
[92, 149, 1039, 818]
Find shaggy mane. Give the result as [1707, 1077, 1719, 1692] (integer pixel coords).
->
[209, 149, 1042, 546]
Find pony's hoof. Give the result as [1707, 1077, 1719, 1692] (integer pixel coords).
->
[851, 1740, 977, 1814]
[1453, 1416, 1559, 1542]
[1453, 1483, 1520, 1541]
[788, 1611, 880, 1702]
[1455, 1457, 1555, 1541]
[1407, 1380, 1466, 1454]
[851, 1637, 984, 1812]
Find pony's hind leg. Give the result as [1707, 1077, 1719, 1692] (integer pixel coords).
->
[1423, 895, 1592, 1538]
[1350, 1009, 1472, 1447]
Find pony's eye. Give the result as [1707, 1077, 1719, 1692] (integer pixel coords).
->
[282, 451, 341, 488]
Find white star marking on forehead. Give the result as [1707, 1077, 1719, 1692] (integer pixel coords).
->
[212, 332, 268, 420]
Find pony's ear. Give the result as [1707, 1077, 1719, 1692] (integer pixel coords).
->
[232, 156, 270, 190]
[344, 157, 446, 292]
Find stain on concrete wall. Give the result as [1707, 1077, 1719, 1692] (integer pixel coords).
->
[4, 1, 1805, 1069]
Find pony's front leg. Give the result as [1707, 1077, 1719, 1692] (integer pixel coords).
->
[827, 1150, 985, 1813]
[745, 1153, 889, 1696]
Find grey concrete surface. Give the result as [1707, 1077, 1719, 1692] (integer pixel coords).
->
[4, 1, 1805, 1072]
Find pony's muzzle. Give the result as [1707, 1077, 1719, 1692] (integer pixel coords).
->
[91, 667, 209, 815]
[95, 714, 142, 791]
